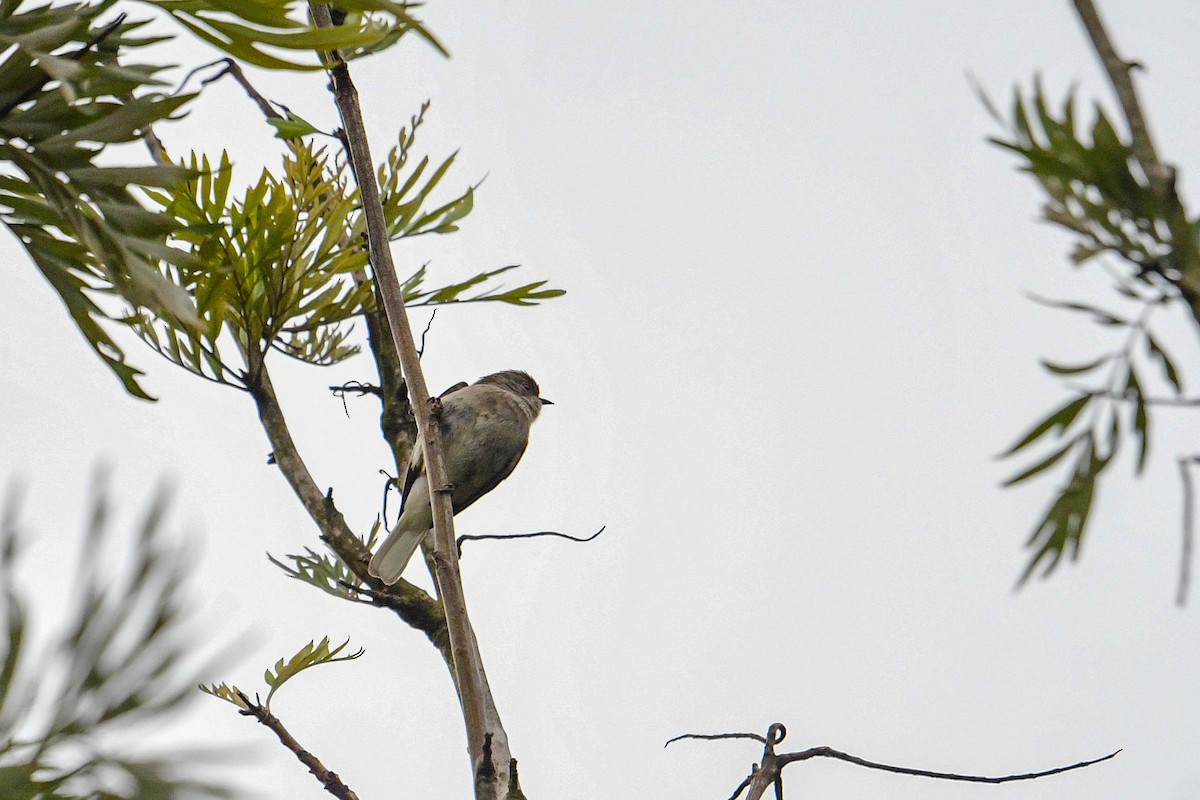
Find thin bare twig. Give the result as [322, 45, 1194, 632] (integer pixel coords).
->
[664, 731, 768, 748]
[457, 526, 605, 556]
[418, 308, 437, 358]
[778, 745, 1122, 783]
[181, 56, 280, 121]
[725, 772, 754, 800]
[236, 692, 360, 800]
[1178, 457, 1197, 606]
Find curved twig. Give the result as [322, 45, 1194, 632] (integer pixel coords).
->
[457, 526, 606, 556]
[779, 745, 1122, 783]
[664, 731, 767, 748]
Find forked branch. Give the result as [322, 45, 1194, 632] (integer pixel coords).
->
[668, 723, 1119, 800]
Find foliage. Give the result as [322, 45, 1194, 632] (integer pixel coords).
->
[987, 79, 1192, 582]
[268, 519, 380, 601]
[1, 0, 445, 399]
[200, 636, 363, 711]
[0, 483, 228, 799]
[0, 1, 201, 399]
[139, 0, 446, 71]
[129, 107, 563, 388]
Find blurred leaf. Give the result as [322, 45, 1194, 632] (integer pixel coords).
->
[145, 0, 445, 70]
[1003, 437, 1081, 487]
[0, 2, 211, 400]
[1019, 437, 1111, 584]
[1001, 394, 1091, 457]
[0, 480, 231, 799]
[1040, 355, 1112, 376]
[1145, 333, 1183, 393]
[1127, 370, 1150, 474]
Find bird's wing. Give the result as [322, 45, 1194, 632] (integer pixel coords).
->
[450, 438, 528, 514]
[398, 437, 424, 517]
[397, 390, 468, 514]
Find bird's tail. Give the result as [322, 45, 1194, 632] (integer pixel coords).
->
[368, 524, 430, 584]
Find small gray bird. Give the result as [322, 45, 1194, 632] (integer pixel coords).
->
[368, 370, 551, 584]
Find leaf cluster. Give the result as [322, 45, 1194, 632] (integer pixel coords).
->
[988, 79, 1198, 583]
[127, 106, 564, 387]
[0, 483, 228, 799]
[1001, 297, 1184, 582]
[5, 0, 454, 400]
[267, 518, 380, 601]
[990, 79, 1177, 276]
[0, 1, 205, 399]
[200, 636, 362, 711]
[140, 0, 445, 71]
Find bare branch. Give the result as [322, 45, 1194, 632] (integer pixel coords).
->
[779, 745, 1122, 783]
[309, 4, 506, 794]
[664, 731, 768, 748]
[200, 58, 280, 121]
[1178, 457, 1197, 606]
[674, 723, 1119, 799]
[1070, 0, 1200, 304]
[245, 358, 448, 653]
[1070, 1, 1163, 186]
[458, 526, 606, 556]
[236, 692, 360, 800]
[418, 308, 438, 358]
[725, 772, 754, 800]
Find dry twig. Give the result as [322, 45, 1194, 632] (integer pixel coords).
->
[667, 723, 1119, 800]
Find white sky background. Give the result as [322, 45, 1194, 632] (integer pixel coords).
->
[3, 1, 1200, 798]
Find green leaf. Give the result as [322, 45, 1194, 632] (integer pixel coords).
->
[1039, 355, 1112, 376]
[1017, 437, 1109, 584]
[267, 110, 320, 140]
[261, 636, 364, 708]
[1003, 437, 1081, 486]
[1145, 333, 1183, 393]
[1127, 370, 1150, 474]
[1001, 394, 1092, 457]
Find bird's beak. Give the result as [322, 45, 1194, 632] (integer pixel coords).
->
[539, 398, 554, 406]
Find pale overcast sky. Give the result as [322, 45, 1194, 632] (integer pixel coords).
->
[3, 2, 1200, 798]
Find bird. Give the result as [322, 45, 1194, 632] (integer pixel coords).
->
[368, 370, 551, 584]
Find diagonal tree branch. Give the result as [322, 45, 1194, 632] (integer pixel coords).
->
[237, 692, 360, 800]
[244, 353, 449, 654]
[308, 5, 510, 797]
[1071, 0, 1200, 307]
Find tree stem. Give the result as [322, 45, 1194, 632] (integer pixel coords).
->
[308, 5, 507, 795]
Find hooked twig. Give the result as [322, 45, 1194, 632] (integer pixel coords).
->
[379, 469, 399, 526]
[456, 526, 605, 557]
[329, 381, 382, 417]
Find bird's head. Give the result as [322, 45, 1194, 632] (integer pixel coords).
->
[475, 370, 553, 416]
